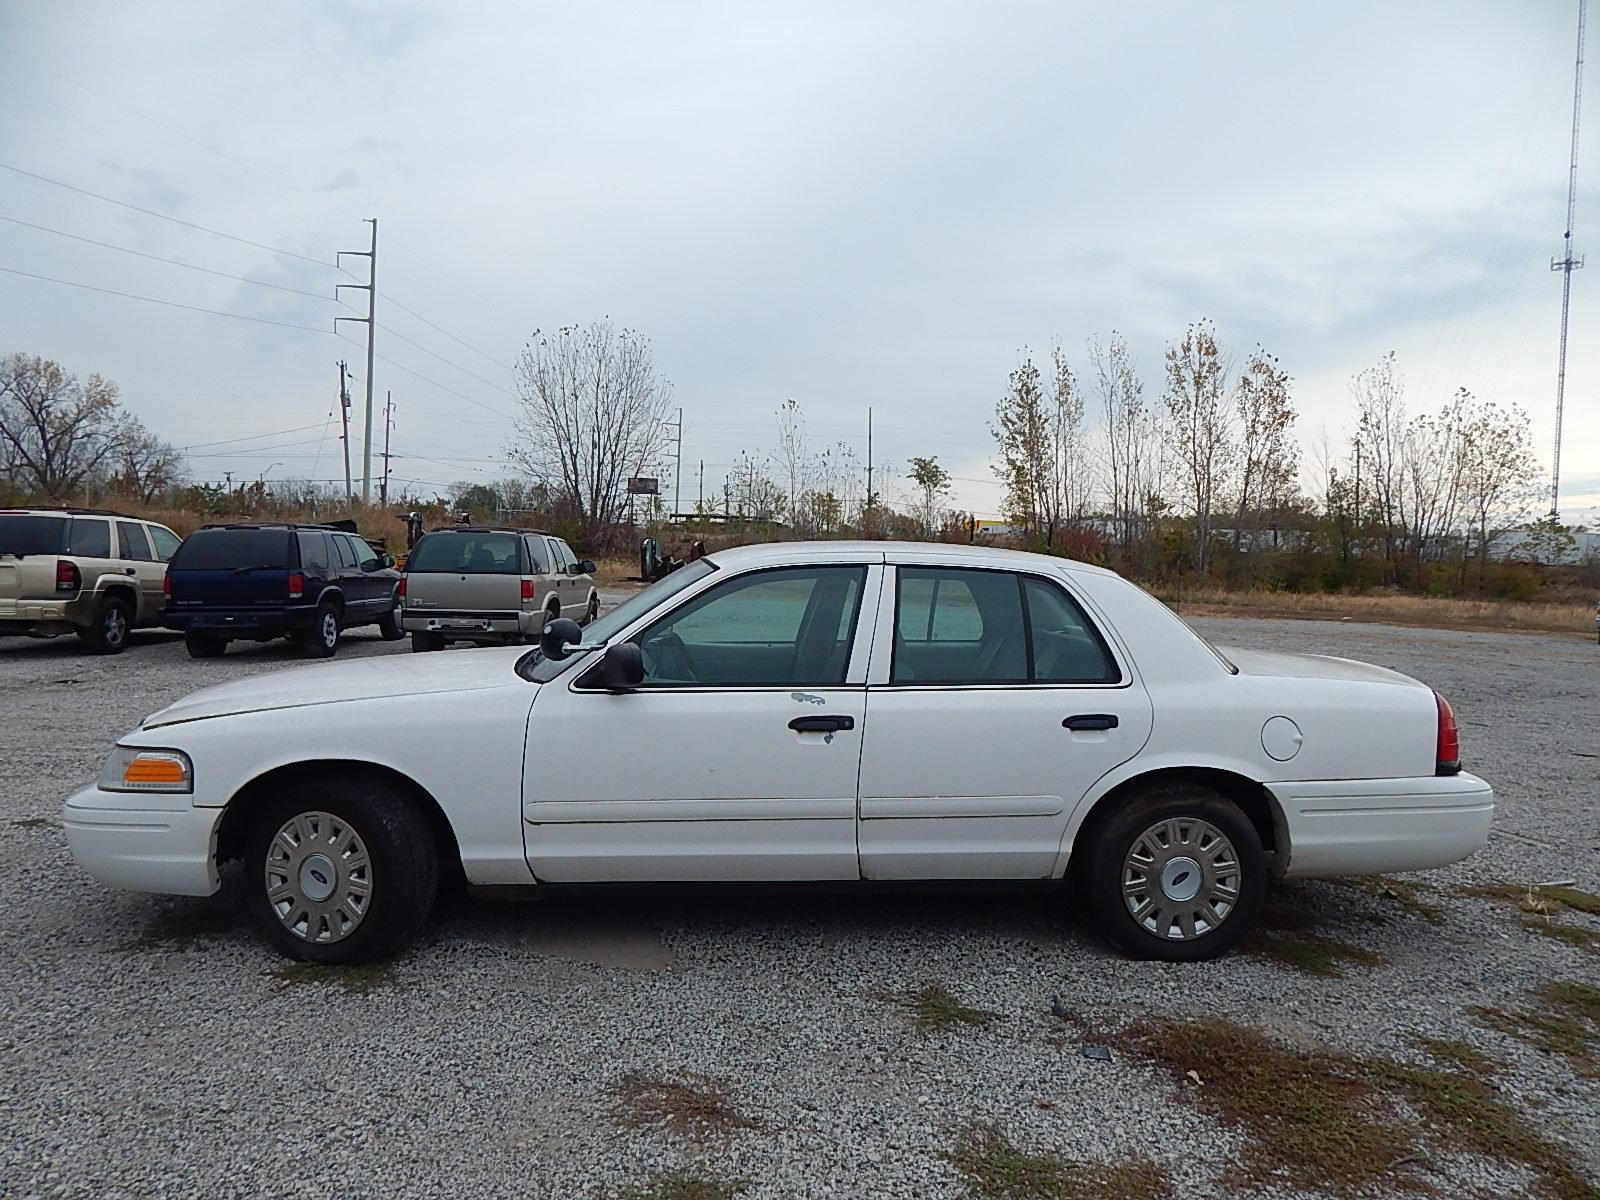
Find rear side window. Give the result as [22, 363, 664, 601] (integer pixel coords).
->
[524, 536, 548, 573]
[147, 525, 181, 561]
[116, 521, 155, 561]
[170, 529, 290, 570]
[0, 514, 67, 556]
[298, 531, 331, 572]
[67, 518, 110, 558]
[407, 532, 522, 575]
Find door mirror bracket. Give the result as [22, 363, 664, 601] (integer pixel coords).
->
[540, 616, 584, 660]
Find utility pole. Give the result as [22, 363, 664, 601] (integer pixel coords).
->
[1550, 0, 1587, 517]
[335, 218, 378, 503]
[698, 459, 704, 511]
[379, 390, 394, 505]
[338, 360, 353, 502]
[672, 406, 683, 521]
[865, 405, 874, 536]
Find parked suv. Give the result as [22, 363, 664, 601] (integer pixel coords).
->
[163, 523, 403, 659]
[0, 508, 182, 654]
[401, 526, 598, 651]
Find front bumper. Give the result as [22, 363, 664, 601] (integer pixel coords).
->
[61, 786, 223, 896]
[1269, 771, 1495, 877]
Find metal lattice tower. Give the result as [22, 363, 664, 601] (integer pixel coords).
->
[1551, 0, 1587, 518]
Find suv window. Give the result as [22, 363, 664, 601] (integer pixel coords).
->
[147, 525, 181, 561]
[170, 528, 290, 570]
[524, 535, 548, 573]
[892, 567, 1117, 685]
[332, 535, 357, 569]
[351, 538, 383, 570]
[632, 565, 866, 687]
[0, 514, 68, 556]
[298, 531, 331, 572]
[67, 517, 110, 558]
[555, 540, 579, 571]
[408, 532, 521, 574]
[116, 521, 155, 561]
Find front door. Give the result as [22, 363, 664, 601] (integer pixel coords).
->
[523, 561, 882, 882]
[114, 521, 165, 619]
[856, 564, 1153, 880]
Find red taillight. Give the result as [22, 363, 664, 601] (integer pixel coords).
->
[162, 573, 171, 597]
[397, 577, 407, 599]
[287, 572, 304, 600]
[1435, 691, 1461, 775]
[55, 560, 80, 592]
[520, 579, 535, 602]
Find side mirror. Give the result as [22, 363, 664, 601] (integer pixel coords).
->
[577, 559, 596, 575]
[596, 641, 644, 691]
[381, 553, 396, 570]
[539, 616, 583, 660]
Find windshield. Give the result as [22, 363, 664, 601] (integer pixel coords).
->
[170, 528, 290, 570]
[0, 515, 68, 557]
[407, 531, 520, 574]
[518, 558, 716, 682]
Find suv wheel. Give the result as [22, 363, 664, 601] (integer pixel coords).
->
[585, 592, 600, 624]
[244, 776, 438, 964]
[1082, 783, 1266, 962]
[78, 595, 132, 655]
[185, 632, 227, 659]
[376, 604, 404, 641]
[410, 632, 446, 653]
[303, 601, 342, 659]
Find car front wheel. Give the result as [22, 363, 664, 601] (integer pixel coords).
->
[1082, 783, 1265, 962]
[244, 777, 438, 964]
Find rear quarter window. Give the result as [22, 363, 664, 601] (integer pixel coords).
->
[170, 528, 291, 570]
[407, 532, 522, 574]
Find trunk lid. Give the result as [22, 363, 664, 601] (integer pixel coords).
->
[1219, 646, 1427, 688]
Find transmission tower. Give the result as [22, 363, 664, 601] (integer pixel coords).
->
[1550, 0, 1587, 518]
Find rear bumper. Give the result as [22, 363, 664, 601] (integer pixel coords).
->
[61, 786, 222, 897]
[402, 608, 533, 637]
[163, 605, 316, 636]
[0, 596, 80, 635]
[1270, 771, 1494, 877]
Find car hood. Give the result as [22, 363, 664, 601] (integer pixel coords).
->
[142, 647, 531, 728]
[1218, 646, 1427, 689]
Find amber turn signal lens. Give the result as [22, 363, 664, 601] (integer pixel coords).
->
[123, 757, 188, 785]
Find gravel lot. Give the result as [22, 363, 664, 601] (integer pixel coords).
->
[1, 614, 1597, 1199]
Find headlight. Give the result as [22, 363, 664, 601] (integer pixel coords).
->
[98, 747, 193, 794]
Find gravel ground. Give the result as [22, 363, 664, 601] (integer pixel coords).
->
[1, 614, 1597, 1199]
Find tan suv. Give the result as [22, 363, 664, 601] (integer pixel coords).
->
[401, 525, 598, 651]
[0, 508, 182, 654]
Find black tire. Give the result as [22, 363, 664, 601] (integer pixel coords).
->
[377, 601, 404, 641]
[410, 631, 446, 653]
[244, 774, 439, 964]
[1082, 783, 1266, 963]
[185, 632, 227, 659]
[78, 595, 133, 655]
[584, 592, 600, 625]
[303, 601, 341, 658]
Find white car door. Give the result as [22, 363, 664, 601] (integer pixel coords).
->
[856, 563, 1153, 880]
[523, 559, 883, 882]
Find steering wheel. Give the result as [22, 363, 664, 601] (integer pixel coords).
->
[640, 628, 694, 682]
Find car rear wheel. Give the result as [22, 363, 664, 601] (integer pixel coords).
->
[302, 601, 341, 658]
[584, 592, 600, 624]
[1082, 783, 1265, 962]
[78, 595, 132, 655]
[376, 604, 404, 641]
[185, 632, 227, 658]
[244, 776, 438, 964]
[410, 631, 446, 653]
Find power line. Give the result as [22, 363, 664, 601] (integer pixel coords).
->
[382, 293, 508, 370]
[0, 265, 330, 332]
[175, 422, 329, 452]
[335, 333, 514, 421]
[0, 213, 339, 300]
[375, 319, 511, 394]
[0, 160, 333, 268]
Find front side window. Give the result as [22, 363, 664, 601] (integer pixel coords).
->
[147, 525, 181, 561]
[891, 567, 1118, 685]
[116, 521, 155, 562]
[332, 536, 358, 569]
[633, 565, 866, 688]
[351, 537, 383, 569]
[556, 540, 578, 570]
[408, 532, 520, 574]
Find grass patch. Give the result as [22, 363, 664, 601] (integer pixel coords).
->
[1471, 981, 1600, 1079]
[607, 1071, 760, 1140]
[1163, 586, 1591, 636]
[10, 816, 52, 829]
[266, 961, 397, 996]
[945, 1121, 1173, 1200]
[886, 982, 996, 1032]
[1109, 1016, 1599, 1199]
[1335, 876, 1448, 925]
[114, 902, 239, 952]
[1459, 881, 1600, 919]
[1520, 916, 1600, 952]
[613, 1170, 746, 1200]
[1409, 1035, 1504, 1077]
[1243, 892, 1390, 977]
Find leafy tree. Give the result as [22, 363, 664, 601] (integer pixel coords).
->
[1232, 345, 1297, 553]
[1163, 319, 1234, 572]
[907, 455, 951, 535]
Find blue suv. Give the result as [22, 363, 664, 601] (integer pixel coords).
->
[163, 523, 403, 658]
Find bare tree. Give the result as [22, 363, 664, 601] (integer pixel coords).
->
[1089, 332, 1155, 550]
[1351, 352, 1406, 571]
[991, 354, 1052, 543]
[772, 398, 811, 528]
[1162, 320, 1234, 571]
[509, 322, 673, 542]
[115, 419, 185, 503]
[1232, 345, 1297, 550]
[1458, 396, 1540, 576]
[907, 455, 952, 535]
[0, 352, 126, 498]
[1049, 343, 1092, 525]
[1401, 392, 1468, 576]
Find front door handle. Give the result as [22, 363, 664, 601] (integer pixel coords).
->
[788, 715, 855, 733]
[1063, 714, 1118, 732]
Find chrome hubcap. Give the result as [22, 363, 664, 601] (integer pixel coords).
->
[1121, 817, 1240, 941]
[321, 613, 337, 645]
[105, 608, 126, 643]
[264, 811, 372, 943]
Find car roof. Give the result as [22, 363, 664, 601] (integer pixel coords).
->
[195, 522, 345, 532]
[421, 525, 553, 535]
[704, 539, 1118, 578]
[0, 506, 136, 519]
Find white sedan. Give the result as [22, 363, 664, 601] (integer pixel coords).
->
[63, 541, 1494, 964]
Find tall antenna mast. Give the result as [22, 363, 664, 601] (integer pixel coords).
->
[1550, 0, 1587, 518]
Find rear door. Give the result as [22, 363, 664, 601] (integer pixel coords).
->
[115, 521, 164, 619]
[404, 531, 522, 626]
[166, 528, 294, 612]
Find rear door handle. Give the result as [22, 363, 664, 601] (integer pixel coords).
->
[788, 715, 855, 733]
[1063, 714, 1118, 731]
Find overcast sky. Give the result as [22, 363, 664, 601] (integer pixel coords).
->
[2, 1, 1595, 522]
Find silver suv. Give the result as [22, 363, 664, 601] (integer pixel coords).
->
[401, 525, 598, 652]
[0, 508, 183, 654]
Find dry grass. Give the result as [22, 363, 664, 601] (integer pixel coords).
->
[1459, 880, 1600, 917]
[266, 961, 398, 996]
[944, 1122, 1174, 1200]
[612, 1171, 747, 1200]
[10, 817, 52, 829]
[1334, 876, 1448, 926]
[1408, 1035, 1504, 1077]
[1242, 893, 1390, 978]
[1471, 981, 1600, 1079]
[883, 982, 996, 1032]
[607, 1071, 761, 1140]
[1109, 1016, 1598, 1200]
[1165, 586, 1592, 636]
